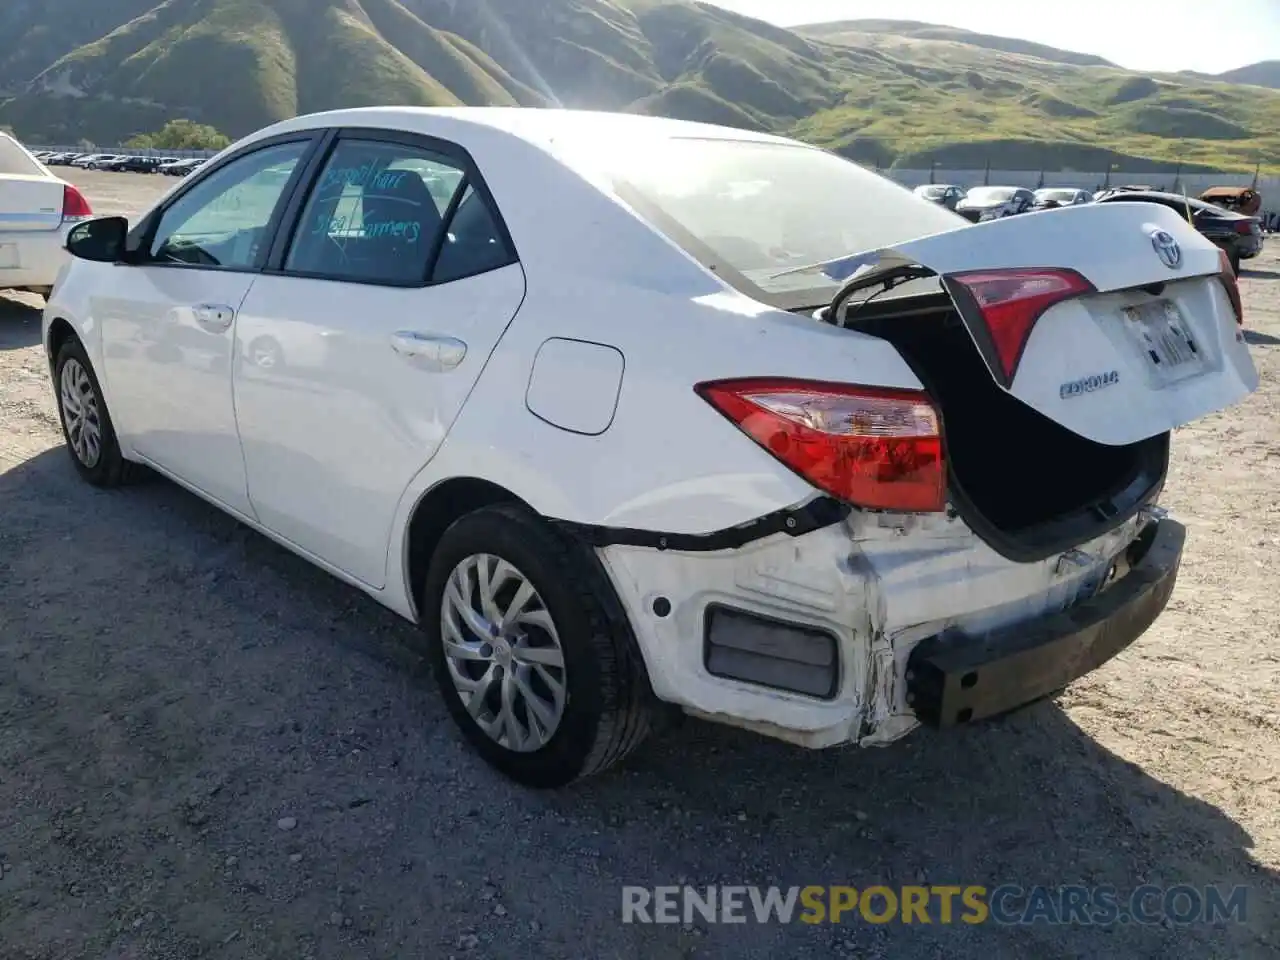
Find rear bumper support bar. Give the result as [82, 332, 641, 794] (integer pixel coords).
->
[906, 518, 1185, 728]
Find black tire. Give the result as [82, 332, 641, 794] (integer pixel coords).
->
[52, 337, 141, 487]
[420, 503, 654, 787]
[1228, 249, 1241, 276]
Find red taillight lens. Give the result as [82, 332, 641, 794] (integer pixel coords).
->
[61, 184, 92, 220]
[696, 378, 945, 513]
[946, 268, 1094, 383]
[1233, 220, 1255, 235]
[1218, 249, 1244, 325]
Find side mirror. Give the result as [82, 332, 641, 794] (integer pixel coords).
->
[66, 216, 129, 263]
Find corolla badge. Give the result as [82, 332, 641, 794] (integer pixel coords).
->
[1059, 370, 1120, 399]
[1149, 228, 1182, 269]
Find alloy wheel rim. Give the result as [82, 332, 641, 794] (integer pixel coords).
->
[59, 358, 102, 468]
[440, 553, 567, 752]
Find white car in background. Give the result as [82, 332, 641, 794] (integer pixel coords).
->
[1033, 187, 1095, 209]
[42, 108, 1257, 787]
[0, 132, 94, 298]
[954, 185, 1036, 223]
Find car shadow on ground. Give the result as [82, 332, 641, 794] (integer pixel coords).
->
[1243, 329, 1280, 346]
[0, 293, 42, 350]
[1239, 266, 1278, 281]
[0, 447, 1275, 959]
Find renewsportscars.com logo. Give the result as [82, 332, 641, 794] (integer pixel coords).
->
[621, 884, 1249, 927]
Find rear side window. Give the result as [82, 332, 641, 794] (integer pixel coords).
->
[0, 134, 46, 176]
[283, 139, 514, 286]
[581, 136, 963, 306]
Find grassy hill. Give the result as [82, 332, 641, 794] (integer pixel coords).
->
[798, 19, 1116, 68]
[1214, 61, 1280, 90]
[788, 20, 1280, 172]
[0, 0, 1277, 173]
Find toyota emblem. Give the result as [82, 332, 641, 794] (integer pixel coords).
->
[1150, 228, 1182, 269]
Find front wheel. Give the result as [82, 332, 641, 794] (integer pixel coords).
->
[53, 337, 140, 487]
[420, 504, 654, 787]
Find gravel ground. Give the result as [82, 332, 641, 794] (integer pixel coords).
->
[0, 169, 1277, 959]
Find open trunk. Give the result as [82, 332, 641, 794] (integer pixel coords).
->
[845, 286, 1169, 560]
[815, 201, 1259, 561]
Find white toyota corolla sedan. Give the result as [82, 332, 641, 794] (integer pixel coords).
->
[43, 107, 1257, 787]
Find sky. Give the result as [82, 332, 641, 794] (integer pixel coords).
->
[711, 0, 1280, 74]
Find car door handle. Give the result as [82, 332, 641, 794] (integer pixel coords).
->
[390, 331, 467, 370]
[192, 303, 235, 333]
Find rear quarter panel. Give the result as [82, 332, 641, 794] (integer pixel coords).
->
[373, 118, 928, 606]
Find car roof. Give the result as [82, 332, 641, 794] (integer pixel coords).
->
[260, 106, 799, 151]
[1098, 190, 1249, 217]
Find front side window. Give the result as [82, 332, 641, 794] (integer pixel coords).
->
[284, 139, 469, 285]
[148, 141, 307, 268]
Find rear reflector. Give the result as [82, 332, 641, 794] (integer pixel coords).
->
[1217, 249, 1244, 324]
[695, 377, 945, 513]
[61, 184, 92, 220]
[945, 268, 1095, 384]
[705, 605, 839, 699]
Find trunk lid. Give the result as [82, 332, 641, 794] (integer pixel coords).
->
[824, 201, 1259, 447]
[0, 174, 67, 232]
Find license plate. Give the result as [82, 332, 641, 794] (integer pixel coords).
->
[1122, 300, 1202, 372]
[0, 244, 17, 269]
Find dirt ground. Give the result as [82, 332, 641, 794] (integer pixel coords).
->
[0, 169, 1276, 959]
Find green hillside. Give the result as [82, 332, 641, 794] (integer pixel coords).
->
[0, 0, 1277, 173]
[799, 19, 1117, 68]
[788, 20, 1280, 172]
[1214, 61, 1280, 90]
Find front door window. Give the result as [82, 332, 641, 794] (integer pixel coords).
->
[148, 142, 308, 269]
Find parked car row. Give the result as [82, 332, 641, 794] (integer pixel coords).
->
[915, 183, 1095, 218]
[913, 181, 1265, 272]
[32, 150, 208, 176]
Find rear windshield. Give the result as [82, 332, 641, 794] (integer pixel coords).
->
[1036, 189, 1078, 202]
[0, 135, 46, 176]
[580, 136, 964, 307]
[917, 185, 948, 197]
[965, 187, 1016, 204]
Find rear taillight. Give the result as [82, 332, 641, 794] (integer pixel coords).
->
[695, 378, 945, 513]
[1233, 220, 1255, 235]
[61, 184, 92, 220]
[1217, 249, 1244, 325]
[945, 268, 1094, 384]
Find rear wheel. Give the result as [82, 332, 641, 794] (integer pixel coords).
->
[420, 504, 653, 787]
[53, 337, 140, 487]
[1228, 249, 1241, 276]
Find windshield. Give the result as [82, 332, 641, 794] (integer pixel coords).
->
[965, 187, 1016, 204]
[1036, 189, 1077, 202]
[917, 185, 948, 198]
[582, 137, 963, 305]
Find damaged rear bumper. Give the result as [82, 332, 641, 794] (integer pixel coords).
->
[594, 506, 1178, 751]
[905, 518, 1185, 729]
